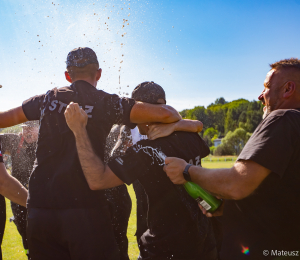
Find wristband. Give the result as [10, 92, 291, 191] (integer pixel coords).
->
[183, 164, 192, 182]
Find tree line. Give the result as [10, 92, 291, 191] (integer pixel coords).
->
[180, 97, 264, 155]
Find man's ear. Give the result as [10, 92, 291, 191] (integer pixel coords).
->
[96, 68, 102, 81]
[283, 81, 296, 99]
[65, 71, 72, 83]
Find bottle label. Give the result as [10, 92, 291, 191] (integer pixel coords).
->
[196, 197, 211, 211]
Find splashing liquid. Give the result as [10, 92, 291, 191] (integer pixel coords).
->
[133, 145, 166, 166]
[136, 144, 223, 213]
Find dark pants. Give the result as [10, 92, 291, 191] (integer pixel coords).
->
[11, 202, 28, 250]
[106, 184, 132, 260]
[27, 207, 120, 260]
[0, 196, 5, 260]
[132, 180, 148, 241]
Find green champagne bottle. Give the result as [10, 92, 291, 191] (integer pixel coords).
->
[183, 181, 222, 213]
[155, 150, 221, 213]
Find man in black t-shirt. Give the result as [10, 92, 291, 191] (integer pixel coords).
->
[65, 82, 218, 260]
[164, 58, 300, 259]
[0, 137, 28, 260]
[0, 48, 181, 260]
[0, 121, 38, 258]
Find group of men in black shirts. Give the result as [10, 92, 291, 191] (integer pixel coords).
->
[0, 47, 299, 260]
[0, 47, 207, 260]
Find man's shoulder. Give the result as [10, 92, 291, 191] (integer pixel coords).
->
[261, 108, 300, 130]
[268, 108, 300, 119]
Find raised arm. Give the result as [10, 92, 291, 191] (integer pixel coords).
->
[0, 106, 28, 128]
[0, 163, 28, 207]
[163, 157, 270, 200]
[130, 102, 181, 124]
[147, 119, 203, 140]
[64, 102, 123, 190]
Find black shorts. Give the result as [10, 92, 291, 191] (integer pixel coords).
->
[106, 184, 132, 260]
[27, 207, 120, 260]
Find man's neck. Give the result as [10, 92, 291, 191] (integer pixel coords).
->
[73, 78, 96, 88]
[277, 99, 300, 110]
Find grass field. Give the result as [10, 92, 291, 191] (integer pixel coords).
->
[2, 159, 234, 260]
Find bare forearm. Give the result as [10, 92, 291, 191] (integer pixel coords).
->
[189, 160, 270, 200]
[189, 166, 238, 199]
[0, 106, 28, 128]
[0, 164, 28, 207]
[174, 119, 203, 132]
[130, 102, 181, 124]
[73, 128, 105, 190]
[165, 158, 270, 200]
[161, 105, 181, 123]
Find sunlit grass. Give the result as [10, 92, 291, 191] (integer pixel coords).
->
[2, 199, 27, 260]
[2, 159, 231, 260]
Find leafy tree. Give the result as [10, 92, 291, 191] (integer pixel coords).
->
[214, 128, 251, 155]
[209, 146, 216, 155]
[214, 97, 227, 105]
[203, 127, 218, 146]
[181, 97, 263, 136]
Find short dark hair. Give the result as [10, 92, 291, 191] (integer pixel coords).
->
[270, 58, 300, 70]
[131, 81, 166, 104]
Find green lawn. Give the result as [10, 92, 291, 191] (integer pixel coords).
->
[2, 159, 233, 260]
[2, 199, 27, 260]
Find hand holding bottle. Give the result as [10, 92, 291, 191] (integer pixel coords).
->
[199, 200, 224, 217]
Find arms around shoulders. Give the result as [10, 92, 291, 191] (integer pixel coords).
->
[0, 106, 28, 128]
[130, 102, 181, 124]
[148, 119, 203, 140]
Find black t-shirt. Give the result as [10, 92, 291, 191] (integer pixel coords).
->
[221, 109, 300, 258]
[0, 134, 36, 187]
[22, 80, 136, 209]
[109, 132, 213, 259]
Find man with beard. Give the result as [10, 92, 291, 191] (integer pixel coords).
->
[64, 82, 219, 260]
[0, 121, 38, 259]
[164, 58, 300, 259]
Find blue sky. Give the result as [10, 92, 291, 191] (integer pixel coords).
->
[1, 0, 300, 111]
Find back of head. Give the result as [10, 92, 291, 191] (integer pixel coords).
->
[132, 81, 166, 104]
[66, 47, 99, 81]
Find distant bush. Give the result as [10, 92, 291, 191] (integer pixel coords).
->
[209, 146, 216, 155]
[214, 143, 235, 156]
[214, 128, 252, 156]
